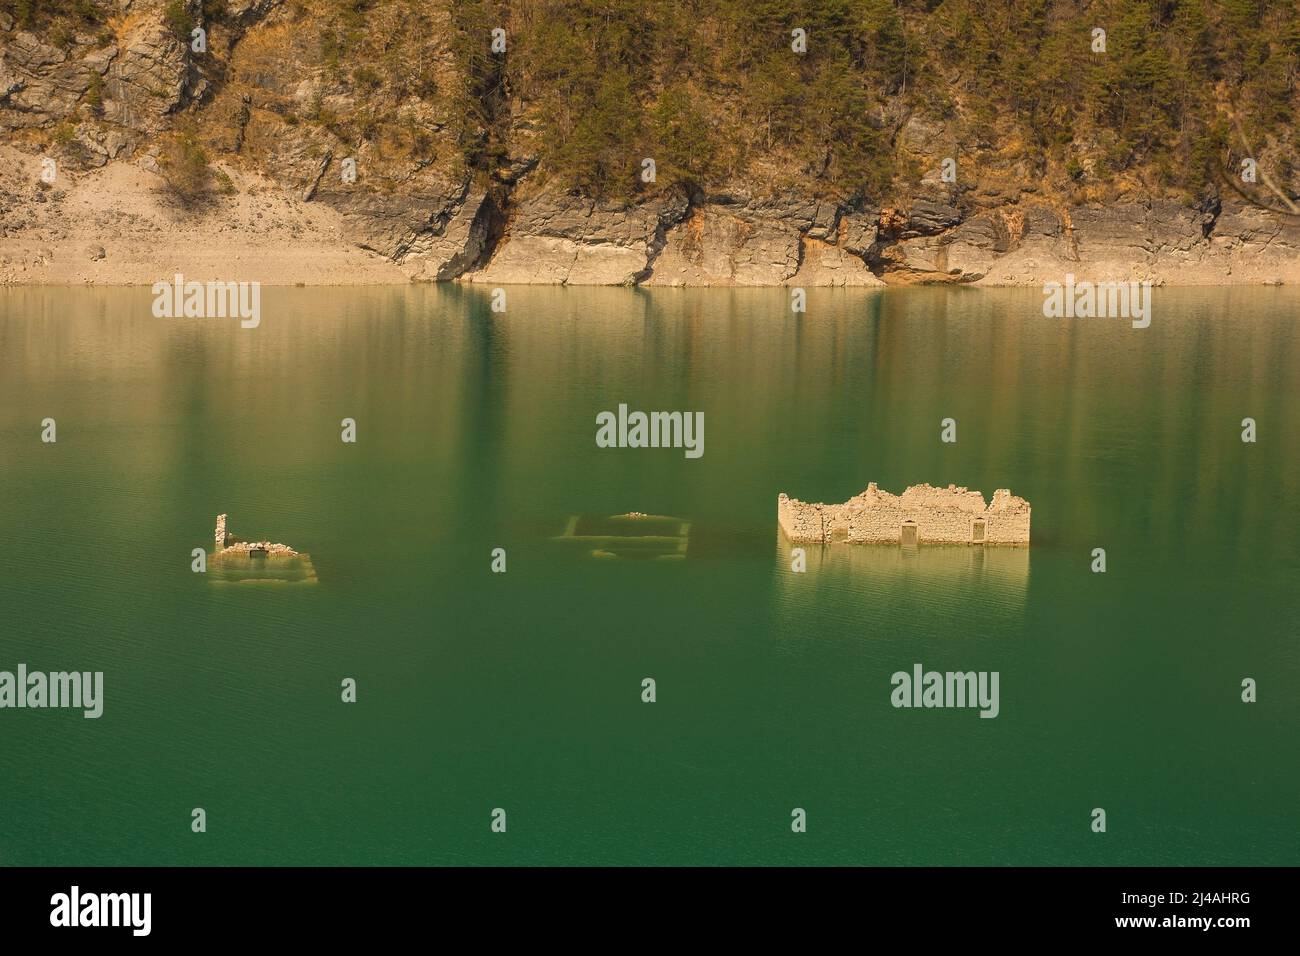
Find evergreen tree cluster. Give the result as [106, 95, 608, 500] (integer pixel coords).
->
[443, 0, 1300, 202]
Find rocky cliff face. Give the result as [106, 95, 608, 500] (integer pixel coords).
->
[464, 186, 688, 285]
[3, 1, 1299, 286]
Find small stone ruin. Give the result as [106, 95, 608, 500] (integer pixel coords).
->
[214, 514, 299, 557]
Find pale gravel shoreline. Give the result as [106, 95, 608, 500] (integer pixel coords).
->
[0, 145, 412, 287]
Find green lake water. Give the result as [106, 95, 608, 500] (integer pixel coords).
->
[0, 284, 1296, 866]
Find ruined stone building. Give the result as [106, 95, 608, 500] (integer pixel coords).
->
[778, 483, 1031, 546]
[213, 514, 298, 559]
[209, 515, 316, 585]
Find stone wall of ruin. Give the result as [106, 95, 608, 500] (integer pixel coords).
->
[212, 514, 298, 557]
[778, 483, 1030, 546]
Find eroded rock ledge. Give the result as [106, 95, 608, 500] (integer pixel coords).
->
[461, 188, 1300, 287]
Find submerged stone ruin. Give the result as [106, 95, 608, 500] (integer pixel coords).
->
[778, 483, 1031, 546]
[214, 513, 299, 558]
[210, 514, 316, 584]
[554, 512, 691, 560]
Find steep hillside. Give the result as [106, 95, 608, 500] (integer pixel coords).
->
[3, 0, 1299, 284]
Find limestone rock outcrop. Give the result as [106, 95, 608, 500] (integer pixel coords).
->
[466, 187, 690, 285]
[102, 19, 193, 134]
[0, 29, 93, 129]
[789, 236, 883, 287]
[644, 191, 847, 286]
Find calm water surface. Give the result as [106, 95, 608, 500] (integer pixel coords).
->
[0, 284, 1296, 865]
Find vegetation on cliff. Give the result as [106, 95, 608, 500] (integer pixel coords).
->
[6, 0, 1297, 207]
[440, 0, 1300, 205]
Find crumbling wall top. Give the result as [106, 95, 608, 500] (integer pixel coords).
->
[988, 488, 1031, 512]
[785, 483, 1031, 516]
